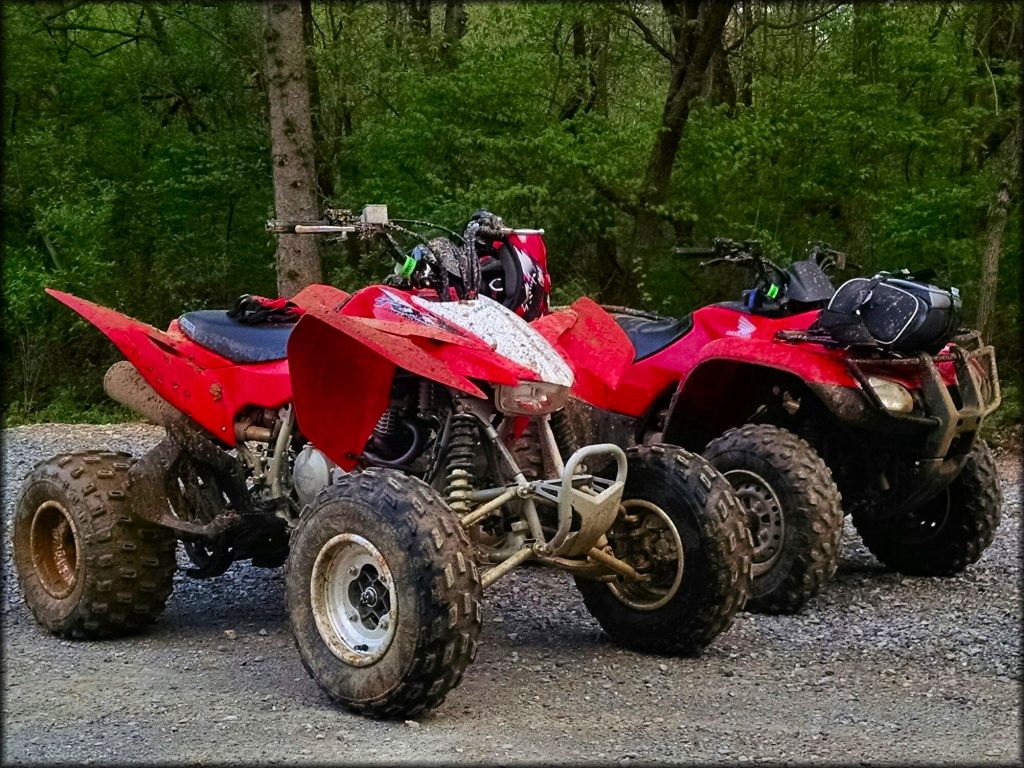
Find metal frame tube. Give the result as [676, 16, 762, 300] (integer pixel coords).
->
[481, 546, 535, 589]
[548, 444, 627, 552]
[537, 414, 565, 476]
[269, 405, 294, 499]
[586, 547, 639, 581]
[460, 487, 517, 528]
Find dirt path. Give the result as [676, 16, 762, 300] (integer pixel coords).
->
[2, 424, 1020, 765]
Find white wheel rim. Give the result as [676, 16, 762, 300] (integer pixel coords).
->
[724, 468, 785, 578]
[310, 533, 398, 667]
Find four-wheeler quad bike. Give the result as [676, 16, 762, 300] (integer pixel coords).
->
[13, 206, 751, 719]
[578, 238, 1003, 612]
[479, 220, 1003, 613]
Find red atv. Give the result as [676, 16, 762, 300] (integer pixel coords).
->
[481, 220, 1002, 613]
[13, 207, 751, 718]
[579, 238, 1003, 613]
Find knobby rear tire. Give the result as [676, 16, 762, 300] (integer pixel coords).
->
[13, 451, 177, 638]
[704, 424, 843, 614]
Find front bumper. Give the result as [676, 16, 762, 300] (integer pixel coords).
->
[843, 331, 1000, 455]
[809, 332, 1000, 511]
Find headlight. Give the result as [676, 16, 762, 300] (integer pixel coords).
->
[496, 381, 570, 415]
[867, 377, 915, 413]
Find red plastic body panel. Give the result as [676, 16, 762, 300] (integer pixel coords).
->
[46, 290, 292, 443]
[532, 297, 634, 410]
[599, 304, 958, 418]
[287, 284, 563, 469]
[50, 281, 659, 467]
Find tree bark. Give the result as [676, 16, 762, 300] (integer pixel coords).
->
[852, 1, 882, 83]
[441, 0, 467, 67]
[976, 116, 1020, 341]
[264, 0, 322, 297]
[739, 0, 754, 107]
[300, 0, 334, 200]
[633, 0, 735, 248]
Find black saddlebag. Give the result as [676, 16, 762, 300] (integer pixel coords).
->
[814, 273, 961, 354]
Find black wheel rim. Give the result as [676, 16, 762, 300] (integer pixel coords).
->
[895, 490, 952, 543]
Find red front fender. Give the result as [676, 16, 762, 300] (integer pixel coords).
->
[681, 336, 860, 390]
[531, 297, 634, 410]
[287, 285, 539, 469]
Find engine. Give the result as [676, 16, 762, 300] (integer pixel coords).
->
[293, 444, 343, 506]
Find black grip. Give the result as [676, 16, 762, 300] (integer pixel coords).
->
[266, 219, 298, 234]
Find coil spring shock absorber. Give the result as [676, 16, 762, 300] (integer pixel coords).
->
[444, 413, 478, 514]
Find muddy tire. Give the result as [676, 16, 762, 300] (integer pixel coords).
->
[703, 424, 843, 614]
[852, 440, 1002, 576]
[286, 468, 482, 719]
[510, 411, 579, 480]
[511, 420, 545, 480]
[13, 451, 177, 638]
[574, 444, 751, 654]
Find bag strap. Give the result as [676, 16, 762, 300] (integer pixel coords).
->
[227, 294, 305, 324]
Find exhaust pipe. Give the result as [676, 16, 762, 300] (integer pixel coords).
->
[103, 361, 185, 426]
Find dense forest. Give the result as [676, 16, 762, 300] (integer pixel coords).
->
[2, 1, 1020, 434]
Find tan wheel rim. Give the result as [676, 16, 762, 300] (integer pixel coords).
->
[605, 499, 685, 611]
[30, 501, 81, 599]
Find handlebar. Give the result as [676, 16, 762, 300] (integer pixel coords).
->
[673, 237, 849, 276]
[265, 204, 541, 302]
[672, 239, 771, 274]
[672, 246, 717, 258]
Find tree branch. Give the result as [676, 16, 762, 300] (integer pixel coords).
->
[44, 22, 155, 40]
[87, 36, 144, 57]
[610, 4, 675, 62]
[727, 3, 841, 53]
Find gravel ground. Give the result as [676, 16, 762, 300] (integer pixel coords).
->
[2, 423, 1020, 766]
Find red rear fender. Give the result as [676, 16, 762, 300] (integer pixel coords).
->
[47, 289, 292, 442]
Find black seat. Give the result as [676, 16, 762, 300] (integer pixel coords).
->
[178, 310, 294, 364]
[613, 312, 693, 361]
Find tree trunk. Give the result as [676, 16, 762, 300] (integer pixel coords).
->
[264, 0, 322, 297]
[976, 117, 1020, 341]
[590, 12, 610, 116]
[441, 0, 467, 67]
[633, 1, 735, 248]
[739, 0, 754, 107]
[409, 0, 432, 36]
[852, 1, 882, 83]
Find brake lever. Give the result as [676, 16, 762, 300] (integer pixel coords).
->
[698, 255, 751, 268]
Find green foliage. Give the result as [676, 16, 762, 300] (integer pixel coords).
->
[2, 1, 1019, 435]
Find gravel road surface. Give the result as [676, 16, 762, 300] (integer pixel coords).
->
[2, 423, 1020, 765]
